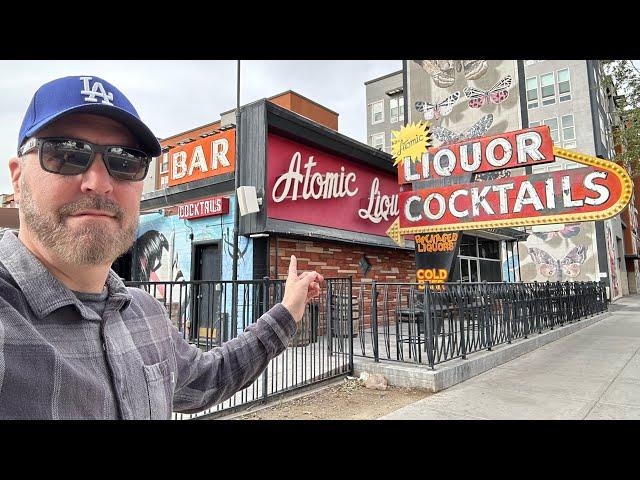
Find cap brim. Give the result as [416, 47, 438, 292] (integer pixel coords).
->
[23, 103, 161, 157]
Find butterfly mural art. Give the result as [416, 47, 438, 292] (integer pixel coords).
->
[529, 223, 581, 242]
[431, 113, 494, 145]
[527, 245, 588, 281]
[415, 91, 460, 121]
[414, 60, 488, 88]
[464, 75, 513, 109]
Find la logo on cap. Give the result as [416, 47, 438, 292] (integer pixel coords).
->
[79, 76, 114, 105]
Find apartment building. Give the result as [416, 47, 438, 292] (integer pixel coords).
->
[364, 60, 638, 298]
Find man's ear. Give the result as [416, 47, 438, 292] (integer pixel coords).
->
[8, 157, 23, 203]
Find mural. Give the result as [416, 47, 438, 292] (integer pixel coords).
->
[408, 60, 523, 280]
[133, 201, 254, 337]
[501, 241, 520, 282]
[604, 219, 621, 299]
[518, 222, 598, 283]
[414, 60, 488, 88]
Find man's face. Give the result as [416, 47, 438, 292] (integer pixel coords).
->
[12, 113, 144, 266]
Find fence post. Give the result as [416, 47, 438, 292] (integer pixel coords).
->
[262, 276, 269, 401]
[458, 281, 467, 360]
[484, 281, 492, 351]
[424, 282, 435, 369]
[348, 277, 354, 375]
[371, 281, 379, 363]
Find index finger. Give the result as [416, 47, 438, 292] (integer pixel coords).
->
[288, 255, 298, 279]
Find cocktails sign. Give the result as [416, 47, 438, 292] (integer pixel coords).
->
[387, 126, 633, 246]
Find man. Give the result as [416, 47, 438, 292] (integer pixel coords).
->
[0, 75, 323, 419]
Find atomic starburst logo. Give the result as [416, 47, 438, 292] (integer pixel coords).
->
[391, 121, 431, 166]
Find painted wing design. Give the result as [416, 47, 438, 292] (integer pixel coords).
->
[462, 60, 488, 80]
[527, 247, 559, 278]
[460, 114, 493, 140]
[464, 75, 513, 108]
[560, 245, 587, 277]
[415, 100, 437, 120]
[437, 91, 461, 117]
[432, 126, 461, 145]
[431, 114, 493, 145]
[488, 75, 512, 104]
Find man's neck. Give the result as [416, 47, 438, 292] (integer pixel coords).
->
[18, 230, 110, 294]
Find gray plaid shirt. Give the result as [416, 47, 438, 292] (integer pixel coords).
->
[0, 231, 296, 419]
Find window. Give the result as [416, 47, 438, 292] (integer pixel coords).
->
[371, 100, 384, 124]
[390, 96, 404, 124]
[557, 68, 571, 102]
[561, 114, 575, 148]
[160, 176, 168, 188]
[159, 153, 169, 174]
[544, 117, 559, 143]
[526, 77, 539, 109]
[529, 120, 541, 127]
[540, 73, 556, 106]
[371, 133, 385, 150]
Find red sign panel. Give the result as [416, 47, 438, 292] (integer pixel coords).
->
[267, 133, 400, 237]
[178, 196, 229, 220]
[399, 167, 621, 230]
[397, 126, 555, 184]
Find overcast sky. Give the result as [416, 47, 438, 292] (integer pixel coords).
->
[0, 60, 402, 194]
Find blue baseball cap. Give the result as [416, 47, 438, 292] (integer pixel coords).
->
[18, 75, 161, 157]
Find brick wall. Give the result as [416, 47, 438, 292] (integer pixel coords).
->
[269, 236, 416, 283]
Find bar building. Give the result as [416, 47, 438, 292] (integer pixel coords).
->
[116, 91, 419, 338]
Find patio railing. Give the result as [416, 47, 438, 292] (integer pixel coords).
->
[126, 277, 353, 419]
[355, 280, 609, 368]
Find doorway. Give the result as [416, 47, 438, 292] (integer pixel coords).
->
[192, 242, 222, 345]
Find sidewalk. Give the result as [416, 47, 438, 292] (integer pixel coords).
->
[379, 294, 640, 420]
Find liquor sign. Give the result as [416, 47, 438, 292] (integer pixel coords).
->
[387, 130, 634, 245]
[267, 133, 400, 237]
[415, 232, 461, 290]
[169, 129, 235, 187]
[178, 196, 229, 220]
[397, 125, 555, 184]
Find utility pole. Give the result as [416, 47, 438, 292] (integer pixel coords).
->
[230, 60, 241, 339]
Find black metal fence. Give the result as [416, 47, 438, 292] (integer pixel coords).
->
[125, 277, 353, 419]
[355, 280, 609, 368]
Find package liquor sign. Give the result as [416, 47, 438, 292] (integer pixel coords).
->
[387, 125, 634, 245]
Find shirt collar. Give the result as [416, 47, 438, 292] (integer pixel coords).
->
[0, 231, 132, 319]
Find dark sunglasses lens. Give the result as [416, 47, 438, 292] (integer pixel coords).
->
[41, 139, 92, 175]
[105, 147, 149, 181]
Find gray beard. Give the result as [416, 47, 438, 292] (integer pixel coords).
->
[19, 178, 139, 266]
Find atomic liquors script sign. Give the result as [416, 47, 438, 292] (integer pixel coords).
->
[387, 124, 633, 245]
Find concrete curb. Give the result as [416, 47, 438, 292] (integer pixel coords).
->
[353, 311, 611, 392]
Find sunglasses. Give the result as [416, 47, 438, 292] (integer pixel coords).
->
[18, 137, 151, 182]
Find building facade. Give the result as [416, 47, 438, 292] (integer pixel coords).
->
[365, 60, 637, 298]
[117, 90, 417, 342]
[523, 60, 632, 300]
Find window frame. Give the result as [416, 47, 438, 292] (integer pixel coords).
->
[557, 68, 572, 102]
[390, 95, 404, 124]
[159, 152, 169, 174]
[540, 72, 556, 106]
[370, 100, 384, 125]
[526, 76, 539, 109]
[543, 117, 560, 143]
[371, 132, 385, 151]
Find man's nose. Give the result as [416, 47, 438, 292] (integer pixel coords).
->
[79, 153, 114, 195]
